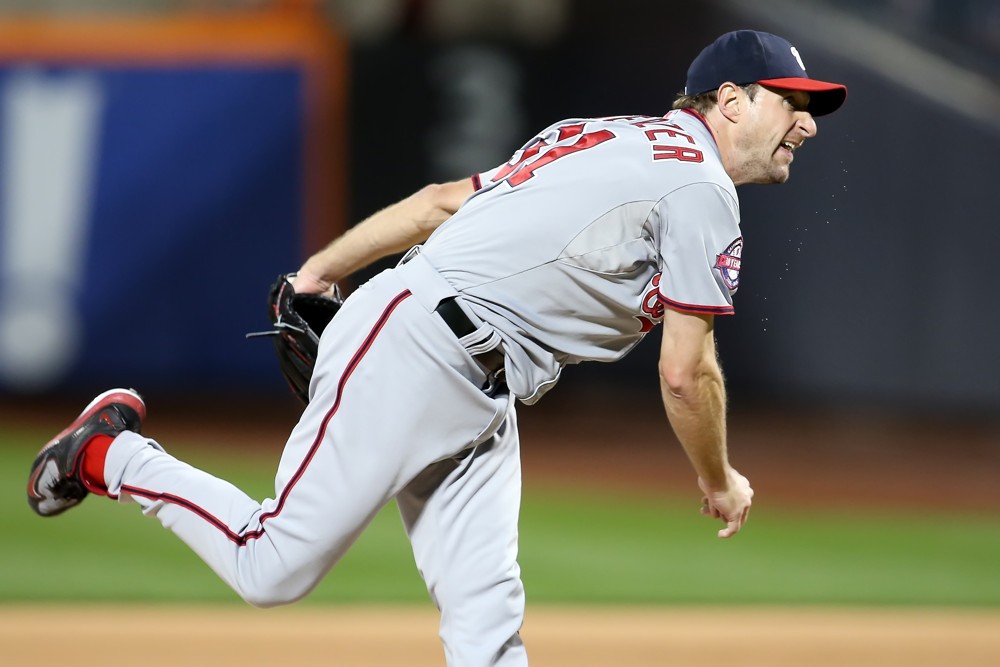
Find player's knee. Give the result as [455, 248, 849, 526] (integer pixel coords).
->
[239, 586, 306, 608]
[235, 572, 313, 608]
[239, 589, 296, 608]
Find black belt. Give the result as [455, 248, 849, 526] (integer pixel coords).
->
[435, 298, 506, 377]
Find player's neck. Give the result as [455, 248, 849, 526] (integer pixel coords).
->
[702, 110, 744, 185]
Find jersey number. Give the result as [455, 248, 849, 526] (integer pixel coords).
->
[492, 123, 615, 187]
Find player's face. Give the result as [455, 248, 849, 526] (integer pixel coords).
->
[733, 86, 817, 185]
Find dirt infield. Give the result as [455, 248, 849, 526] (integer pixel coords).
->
[2, 605, 998, 666]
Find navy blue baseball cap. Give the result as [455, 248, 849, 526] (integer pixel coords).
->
[685, 30, 847, 116]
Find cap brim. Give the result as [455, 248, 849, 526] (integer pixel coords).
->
[757, 77, 847, 116]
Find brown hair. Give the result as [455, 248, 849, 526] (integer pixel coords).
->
[672, 83, 760, 115]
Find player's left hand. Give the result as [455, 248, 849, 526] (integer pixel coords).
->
[290, 269, 336, 297]
[247, 274, 343, 405]
[698, 468, 753, 538]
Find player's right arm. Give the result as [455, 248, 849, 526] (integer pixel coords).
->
[659, 308, 753, 538]
[292, 178, 475, 295]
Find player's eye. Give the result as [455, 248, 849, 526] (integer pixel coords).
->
[784, 95, 808, 112]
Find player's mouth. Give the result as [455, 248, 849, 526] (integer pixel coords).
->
[778, 140, 801, 160]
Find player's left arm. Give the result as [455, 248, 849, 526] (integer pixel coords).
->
[292, 178, 475, 295]
[659, 307, 753, 537]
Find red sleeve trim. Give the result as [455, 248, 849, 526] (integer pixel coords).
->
[658, 293, 734, 316]
[471, 173, 482, 191]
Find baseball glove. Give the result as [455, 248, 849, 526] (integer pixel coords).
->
[247, 274, 343, 405]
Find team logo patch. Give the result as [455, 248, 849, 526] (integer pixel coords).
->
[715, 237, 743, 291]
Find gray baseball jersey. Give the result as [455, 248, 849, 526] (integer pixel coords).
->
[98, 107, 745, 667]
[422, 108, 743, 403]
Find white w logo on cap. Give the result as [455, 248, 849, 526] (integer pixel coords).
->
[790, 46, 806, 71]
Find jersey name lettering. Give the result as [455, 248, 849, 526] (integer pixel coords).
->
[600, 115, 705, 163]
[643, 124, 703, 163]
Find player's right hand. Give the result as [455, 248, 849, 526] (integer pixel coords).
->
[698, 468, 753, 539]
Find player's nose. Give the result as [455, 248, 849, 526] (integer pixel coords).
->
[797, 111, 817, 138]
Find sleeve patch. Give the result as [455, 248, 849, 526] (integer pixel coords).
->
[715, 236, 743, 290]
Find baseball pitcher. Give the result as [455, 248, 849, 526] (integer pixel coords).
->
[28, 31, 846, 667]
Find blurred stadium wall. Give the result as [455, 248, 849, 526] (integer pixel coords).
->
[0, 0, 997, 418]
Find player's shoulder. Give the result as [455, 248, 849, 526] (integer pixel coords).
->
[532, 111, 714, 151]
[590, 112, 730, 191]
[588, 109, 707, 133]
[595, 112, 718, 155]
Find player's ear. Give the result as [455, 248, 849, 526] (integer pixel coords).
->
[716, 83, 743, 122]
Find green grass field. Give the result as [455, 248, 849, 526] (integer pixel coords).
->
[3, 426, 999, 607]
